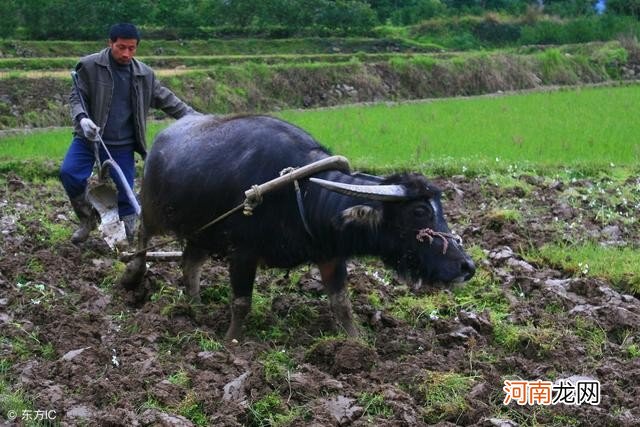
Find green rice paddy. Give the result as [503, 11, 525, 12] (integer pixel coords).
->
[278, 84, 640, 171]
[1, 84, 639, 174]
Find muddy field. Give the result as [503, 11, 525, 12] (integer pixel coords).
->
[1, 171, 639, 426]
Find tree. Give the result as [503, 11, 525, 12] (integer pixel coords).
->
[543, 0, 598, 17]
[607, 0, 640, 18]
[216, 0, 259, 27]
[256, 0, 323, 29]
[149, 0, 202, 28]
[390, 0, 447, 25]
[444, 0, 529, 12]
[315, 0, 377, 32]
[19, 0, 67, 39]
[365, 0, 398, 24]
[0, 0, 19, 38]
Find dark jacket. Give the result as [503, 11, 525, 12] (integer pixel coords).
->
[70, 48, 195, 157]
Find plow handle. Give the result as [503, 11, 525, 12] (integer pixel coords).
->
[100, 159, 141, 216]
[72, 70, 141, 216]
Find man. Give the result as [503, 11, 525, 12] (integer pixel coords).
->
[60, 23, 197, 244]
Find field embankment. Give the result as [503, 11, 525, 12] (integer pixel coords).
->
[1, 40, 639, 129]
[0, 37, 436, 59]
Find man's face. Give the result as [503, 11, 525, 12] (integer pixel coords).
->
[109, 38, 138, 65]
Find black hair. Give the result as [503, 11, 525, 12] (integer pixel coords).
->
[109, 23, 140, 42]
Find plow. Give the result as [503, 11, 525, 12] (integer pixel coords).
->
[71, 71, 141, 249]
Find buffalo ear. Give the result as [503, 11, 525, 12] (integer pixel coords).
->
[337, 205, 382, 229]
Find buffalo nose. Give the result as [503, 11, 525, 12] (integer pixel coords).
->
[461, 258, 476, 280]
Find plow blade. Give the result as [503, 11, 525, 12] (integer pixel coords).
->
[86, 180, 127, 249]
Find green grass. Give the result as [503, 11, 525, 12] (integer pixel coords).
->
[168, 370, 191, 387]
[414, 370, 476, 423]
[139, 392, 209, 427]
[453, 261, 510, 319]
[0, 122, 168, 160]
[159, 329, 224, 355]
[527, 243, 640, 294]
[626, 343, 640, 359]
[390, 292, 455, 325]
[176, 391, 209, 426]
[3, 85, 640, 176]
[260, 348, 296, 384]
[493, 320, 563, 357]
[0, 379, 33, 424]
[486, 208, 522, 231]
[248, 391, 301, 427]
[573, 316, 607, 359]
[358, 391, 394, 419]
[277, 84, 640, 171]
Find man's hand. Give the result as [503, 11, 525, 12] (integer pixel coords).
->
[80, 117, 100, 141]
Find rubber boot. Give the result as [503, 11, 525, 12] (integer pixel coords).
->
[70, 195, 97, 244]
[122, 214, 138, 244]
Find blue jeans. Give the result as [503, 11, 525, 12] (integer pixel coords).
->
[60, 137, 137, 217]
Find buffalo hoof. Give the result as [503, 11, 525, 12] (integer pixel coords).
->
[341, 322, 360, 338]
[119, 258, 147, 290]
[121, 277, 151, 308]
[225, 296, 252, 341]
[224, 329, 242, 342]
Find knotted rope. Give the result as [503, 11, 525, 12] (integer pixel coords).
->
[415, 228, 461, 255]
[243, 167, 297, 216]
[243, 184, 263, 216]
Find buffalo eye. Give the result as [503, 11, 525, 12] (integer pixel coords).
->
[412, 206, 432, 219]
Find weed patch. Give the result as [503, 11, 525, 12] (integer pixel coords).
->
[408, 370, 475, 424]
[527, 244, 640, 294]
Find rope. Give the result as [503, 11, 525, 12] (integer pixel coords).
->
[415, 228, 461, 255]
[243, 185, 263, 216]
[126, 202, 245, 259]
[280, 167, 296, 176]
[243, 167, 295, 216]
[294, 179, 315, 239]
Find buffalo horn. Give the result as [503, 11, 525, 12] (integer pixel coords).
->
[310, 177, 409, 201]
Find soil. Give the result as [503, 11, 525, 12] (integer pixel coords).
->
[1, 171, 639, 426]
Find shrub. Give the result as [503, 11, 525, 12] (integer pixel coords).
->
[390, 0, 447, 26]
[473, 14, 522, 45]
[521, 19, 567, 45]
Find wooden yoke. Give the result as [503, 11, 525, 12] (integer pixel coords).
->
[243, 155, 350, 215]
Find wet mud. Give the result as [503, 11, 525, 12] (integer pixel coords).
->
[1, 173, 639, 426]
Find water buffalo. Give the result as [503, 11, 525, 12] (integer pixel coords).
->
[120, 114, 475, 339]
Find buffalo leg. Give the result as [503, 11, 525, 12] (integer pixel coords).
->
[225, 253, 258, 340]
[318, 259, 358, 337]
[181, 242, 209, 302]
[119, 222, 150, 290]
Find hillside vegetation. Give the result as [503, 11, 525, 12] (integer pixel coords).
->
[1, 39, 639, 130]
[2, 0, 640, 42]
